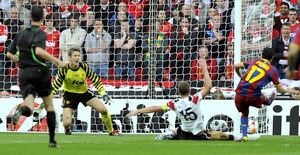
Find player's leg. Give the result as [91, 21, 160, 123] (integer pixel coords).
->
[155, 128, 177, 140]
[39, 69, 58, 147]
[262, 92, 276, 106]
[61, 92, 81, 135]
[240, 112, 249, 141]
[18, 68, 37, 116]
[86, 97, 118, 135]
[235, 94, 249, 141]
[42, 93, 57, 147]
[62, 107, 73, 135]
[18, 86, 36, 117]
[208, 131, 238, 141]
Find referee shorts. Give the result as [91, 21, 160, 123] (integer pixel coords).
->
[19, 67, 52, 99]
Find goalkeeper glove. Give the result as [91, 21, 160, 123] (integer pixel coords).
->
[102, 94, 113, 105]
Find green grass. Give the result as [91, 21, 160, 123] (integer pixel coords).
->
[0, 133, 300, 155]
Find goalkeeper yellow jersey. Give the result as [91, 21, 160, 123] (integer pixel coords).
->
[52, 62, 106, 96]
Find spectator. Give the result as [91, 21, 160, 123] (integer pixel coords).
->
[157, 10, 173, 37]
[59, 15, 87, 62]
[180, 4, 199, 31]
[120, 0, 149, 19]
[80, 10, 95, 33]
[168, 7, 180, 27]
[109, 10, 135, 35]
[110, 2, 135, 30]
[133, 17, 145, 71]
[108, 10, 134, 37]
[45, 15, 61, 76]
[13, 0, 30, 27]
[274, 1, 289, 24]
[4, 6, 24, 42]
[93, 0, 115, 30]
[192, 46, 218, 81]
[113, 19, 136, 80]
[68, 0, 91, 16]
[85, 19, 111, 78]
[202, 14, 227, 59]
[169, 17, 198, 81]
[157, 0, 169, 11]
[288, 8, 300, 34]
[142, 21, 168, 81]
[218, 44, 234, 81]
[194, 0, 211, 29]
[57, 0, 73, 31]
[272, 22, 292, 79]
[213, 0, 233, 29]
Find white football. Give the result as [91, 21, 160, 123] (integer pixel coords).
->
[247, 120, 257, 134]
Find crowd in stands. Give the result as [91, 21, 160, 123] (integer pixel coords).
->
[0, 0, 298, 91]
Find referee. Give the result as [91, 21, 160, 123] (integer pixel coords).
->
[6, 6, 65, 147]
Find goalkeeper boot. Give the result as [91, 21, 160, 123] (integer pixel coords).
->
[109, 130, 121, 136]
[48, 141, 58, 148]
[239, 136, 249, 142]
[65, 128, 72, 135]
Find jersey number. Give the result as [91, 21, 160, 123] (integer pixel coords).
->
[245, 65, 265, 84]
[180, 107, 197, 121]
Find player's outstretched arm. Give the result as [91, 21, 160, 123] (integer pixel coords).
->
[234, 62, 244, 78]
[84, 63, 113, 104]
[199, 58, 212, 98]
[287, 43, 299, 79]
[126, 106, 163, 117]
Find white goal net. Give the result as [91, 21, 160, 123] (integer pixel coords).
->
[0, 0, 278, 134]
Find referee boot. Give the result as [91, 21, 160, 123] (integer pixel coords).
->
[49, 141, 58, 148]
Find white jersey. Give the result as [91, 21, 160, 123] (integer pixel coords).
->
[166, 92, 204, 135]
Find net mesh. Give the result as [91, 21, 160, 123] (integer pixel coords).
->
[0, 0, 237, 99]
[0, 0, 275, 134]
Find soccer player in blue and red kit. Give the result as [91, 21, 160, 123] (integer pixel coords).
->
[234, 48, 289, 142]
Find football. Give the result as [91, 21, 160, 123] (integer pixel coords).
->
[247, 120, 257, 134]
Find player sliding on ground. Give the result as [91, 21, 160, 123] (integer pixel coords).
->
[234, 48, 291, 142]
[52, 47, 119, 136]
[127, 58, 239, 141]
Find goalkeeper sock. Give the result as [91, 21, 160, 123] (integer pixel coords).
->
[241, 117, 248, 137]
[101, 113, 114, 133]
[47, 111, 56, 143]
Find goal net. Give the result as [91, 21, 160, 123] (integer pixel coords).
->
[0, 0, 275, 134]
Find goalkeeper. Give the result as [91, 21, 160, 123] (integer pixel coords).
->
[127, 59, 239, 141]
[52, 47, 119, 136]
[287, 28, 300, 79]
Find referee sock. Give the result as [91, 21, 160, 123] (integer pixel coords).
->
[101, 113, 114, 133]
[47, 111, 56, 143]
[241, 117, 248, 137]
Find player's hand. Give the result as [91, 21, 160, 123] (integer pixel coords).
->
[126, 110, 140, 117]
[103, 94, 113, 105]
[56, 61, 66, 68]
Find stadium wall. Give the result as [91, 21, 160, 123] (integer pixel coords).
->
[0, 98, 299, 136]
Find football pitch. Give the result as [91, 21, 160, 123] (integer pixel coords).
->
[0, 133, 300, 155]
